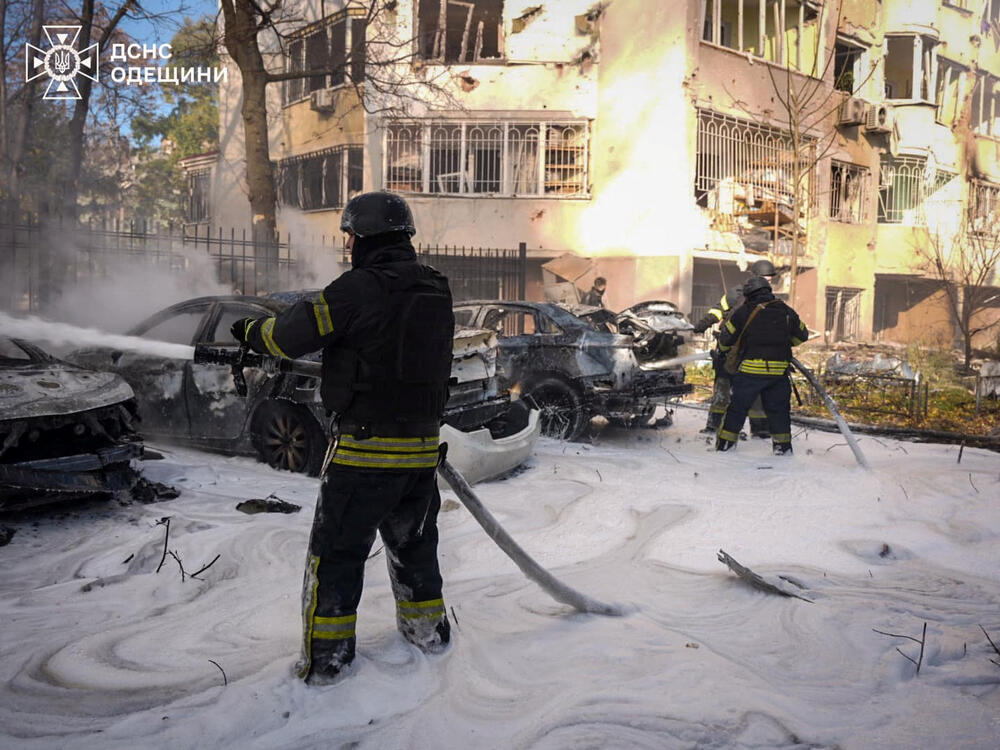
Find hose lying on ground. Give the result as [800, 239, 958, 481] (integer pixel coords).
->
[437, 458, 623, 617]
[791, 357, 869, 470]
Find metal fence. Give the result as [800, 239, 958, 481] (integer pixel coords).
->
[1, 217, 528, 314]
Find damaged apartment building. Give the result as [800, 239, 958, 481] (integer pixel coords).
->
[195, 0, 1000, 349]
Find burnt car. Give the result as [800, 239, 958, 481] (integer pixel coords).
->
[69, 295, 537, 481]
[454, 301, 693, 440]
[0, 338, 142, 511]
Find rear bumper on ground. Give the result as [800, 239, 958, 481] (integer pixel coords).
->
[439, 409, 540, 486]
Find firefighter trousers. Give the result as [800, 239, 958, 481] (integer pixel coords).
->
[297, 464, 446, 679]
[707, 371, 768, 434]
[718, 372, 793, 448]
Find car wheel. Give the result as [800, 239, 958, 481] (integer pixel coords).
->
[524, 377, 587, 440]
[252, 400, 326, 476]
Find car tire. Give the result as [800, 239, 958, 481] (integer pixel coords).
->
[252, 400, 327, 476]
[523, 376, 588, 441]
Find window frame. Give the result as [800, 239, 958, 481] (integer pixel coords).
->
[278, 145, 364, 211]
[828, 160, 870, 224]
[416, 0, 505, 65]
[283, 11, 367, 107]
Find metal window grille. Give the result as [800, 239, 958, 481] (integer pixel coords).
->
[877, 156, 956, 224]
[695, 110, 810, 214]
[829, 161, 870, 224]
[824, 286, 862, 342]
[187, 170, 211, 223]
[278, 146, 362, 210]
[385, 120, 588, 197]
[971, 180, 1000, 236]
[284, 13, 365, 105]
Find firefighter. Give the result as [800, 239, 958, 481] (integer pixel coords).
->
[580, 276, 607, 307]
[714, 274, 809, 455]
[232, 192, 454, 684]
[690, 259, 777, 436]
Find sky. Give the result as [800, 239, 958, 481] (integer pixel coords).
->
[1, 407, 998, 748]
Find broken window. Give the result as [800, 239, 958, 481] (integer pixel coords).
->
[884, 34, 937, 101]
[695, 110, 810, 215]
[824, 287, 862, 343]
[284, 13, 366, 105]
[829, 161, 869, 224]
[385, 120, 588, 197]
[970, 180, 1000, 236]
[877, 155, 953, 224]
[278, 146, 363, 210]
[141, 311, 204, 346]
[187, 169, 211, 223]
[418, 0, 503, 63]
[701, 0, 822, 73]
[971, 73, 1000, 137]
[834, 40, 862, 94]
[935, 58, 967, 127]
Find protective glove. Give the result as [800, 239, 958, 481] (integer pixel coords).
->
[691, 322, 708, 334]
[231, 318, 257, 344]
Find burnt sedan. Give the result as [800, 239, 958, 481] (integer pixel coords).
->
[0, 338, 142, 510]
[69, 295, 534, 479]
[454, 301, 693, 440]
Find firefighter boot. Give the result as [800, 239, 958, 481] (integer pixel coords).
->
[772, 442, 793, 456]
[700, 411, 723, 434]
[397, 602, 451, 654]
[303, 636, 356, 686]
[715, 436, 736, 452]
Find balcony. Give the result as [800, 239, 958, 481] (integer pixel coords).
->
[972, 133, 1000, 183]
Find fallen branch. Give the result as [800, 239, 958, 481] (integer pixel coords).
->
[208, 659, 228, 686]
[873, 622, 927, 674]
[969, 474, 980, 494]
[980, 625, 1000, 668]
[717, 549, 813, 602]
[190, 555, 221, 580]
[155, 517, 171, 573]
[168, 550, 186, 582]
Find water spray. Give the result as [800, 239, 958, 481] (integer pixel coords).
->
[0, 312, 195, 361]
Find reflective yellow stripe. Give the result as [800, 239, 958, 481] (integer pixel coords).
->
[338, 435, 439, 452]
[332, 434, 440, 469]
[260, 317, 287, 357]
[243, 319, 257, 339]
[739, 358, 789, 375]
[332, 451, 439, 469]
[725, 320, 737, 334]
[772, 433, 792, 443]
[791, 337, 805, 346]
[313, 613, 357, 640]
[313, 296, 334, 337]
[708, 307, 724, 322]
[718, 429, 739, 441]
[397, 598, 446, 620]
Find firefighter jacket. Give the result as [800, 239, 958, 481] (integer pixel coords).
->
[716, 288, 808, 376]
[244, 240, 454, 470]
[692, 285, 743, 333]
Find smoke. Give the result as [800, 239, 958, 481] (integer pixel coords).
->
[0, 311, 195, 360]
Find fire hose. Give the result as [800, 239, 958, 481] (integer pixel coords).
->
[194, 344, 624, 617]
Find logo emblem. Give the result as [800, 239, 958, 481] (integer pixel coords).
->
[25, 26, 99, 100]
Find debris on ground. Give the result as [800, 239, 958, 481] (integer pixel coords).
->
[236, 494, 301, 514]
[0, 525, 15, 546]
[717, 549, 813, 602]
[129, 478, 180, 504]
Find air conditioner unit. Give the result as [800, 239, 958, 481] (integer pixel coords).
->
[310, 88, 337, 113]
[837, 97, 867, 127]
[865, 103, 894, 134]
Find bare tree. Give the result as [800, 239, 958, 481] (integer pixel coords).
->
[918, 201, 1000, 371]
[218, 0, 458, 243]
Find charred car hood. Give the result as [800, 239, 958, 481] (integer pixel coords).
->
[0, 363, 135, 421]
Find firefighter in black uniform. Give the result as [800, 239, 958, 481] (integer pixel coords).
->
[690, 259, 777, 436]
[232, 192, 454, 684]
[715, 274, 809, 455]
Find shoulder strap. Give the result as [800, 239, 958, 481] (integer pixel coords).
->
[732, 300, 775, 351]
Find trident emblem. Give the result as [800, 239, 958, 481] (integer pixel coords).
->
[25, 26, 99, 100]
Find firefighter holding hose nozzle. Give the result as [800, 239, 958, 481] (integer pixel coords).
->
[231, 192, 454, 685]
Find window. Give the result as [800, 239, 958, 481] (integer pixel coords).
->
[970, 180, 1000, 236]
[140, 311, 205, 345]
[284, 13, 366, 105]
[877, 155, 954, 224]
[971, 73, 1000, 137]
[701, 0, 822, 73]
[278, 146, 363, 210]
[695, 110, 811, 215]
[884, 34, 937, 101]
[385, 120, 589, 197]
[935, 58, 967, 126]
[187, 169, 211, 223]
[834, 40, 862, 94]
[824, 287, 862, 342]
[417, 0, 503, 63]
[829, 161, 870, 224]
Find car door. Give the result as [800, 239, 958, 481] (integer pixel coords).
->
[119, 303, 212, 438]
[481, 305, 564, 386]
[185, 301, 275, 443]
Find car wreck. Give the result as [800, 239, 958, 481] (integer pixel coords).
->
[68, 295, 538, 483]
[454, 301, 693, 440]
[0, 338, 142, 511]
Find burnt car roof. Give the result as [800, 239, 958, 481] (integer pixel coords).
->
[0, 337, 135, 421]
[455, 300, 596, 327]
